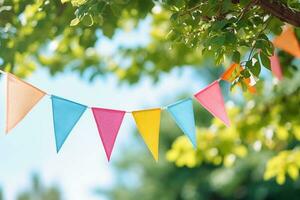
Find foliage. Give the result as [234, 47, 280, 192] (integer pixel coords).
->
[0, 0, 206, 83]
[1, 0, 299, 87]
[167, 71, 300, 185]
[1, 0, 300, 199]
[61, 0, 300, 88]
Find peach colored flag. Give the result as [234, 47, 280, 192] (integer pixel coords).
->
[273, 27, 300, 58]
[6, 73, 46, 133]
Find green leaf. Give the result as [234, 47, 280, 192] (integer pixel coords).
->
[232, 51, 240, 63]
[250, 61, 261, 77]
[70, 17, 80, 26]
[241, 69, 251, 78]
[82, 14, 94, 26]
[260, 52, 271, 70]
[210, 35, 226, 47]
[211, 20, 227, 31]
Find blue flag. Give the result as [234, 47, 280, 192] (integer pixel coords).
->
[167, 98, 197, 148]
[51, 95, 87, 152]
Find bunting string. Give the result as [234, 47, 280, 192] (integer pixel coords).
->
[0, 25, 292, 161]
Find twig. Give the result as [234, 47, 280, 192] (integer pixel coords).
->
[247, 16, 272, 61]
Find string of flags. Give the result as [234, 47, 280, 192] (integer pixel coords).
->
[0, 26, 295, 162]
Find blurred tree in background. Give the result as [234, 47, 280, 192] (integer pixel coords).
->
[0, 174, 61, 200]
[16, 174, 61, 200]
[1, 0, 300, 200]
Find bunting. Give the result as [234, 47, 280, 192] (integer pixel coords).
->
[92, 108, 125, 161]
[132, 109, 161, 161]
[0, 24, 294, 161]
[51, 95, 87, 152]
[6, 73, 46, 133]
[167, 98, 197, 148]
[194, 81, 230, 127]
[270, 54, 283, 81]
[273, 26, 300, 57]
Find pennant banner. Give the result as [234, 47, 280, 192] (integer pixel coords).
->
[270, 54, 283, 81]
[92, 108, 125, 161]
[1, 24, 297, 161]
[51, 95, 87, 152]
[167, 98, 197, 148]
[132, 109, 161, 161]
[273, 27, 300, 58]
[194, 81, 230, 127]
[6, 74, 46, 133]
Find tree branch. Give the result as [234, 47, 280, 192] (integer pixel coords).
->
[256, 0, 300, 27]
[232, 0, 300, 27]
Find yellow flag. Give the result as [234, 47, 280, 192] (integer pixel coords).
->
[132, 108, 161, 161]
[6, 73, 46, 133]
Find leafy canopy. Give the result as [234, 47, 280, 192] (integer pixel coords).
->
[1, 0, 299, 88]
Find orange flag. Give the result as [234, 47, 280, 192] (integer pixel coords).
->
[6, 73, 46, 133]
[221, 63, 256, 94]
[273, 27, 300, 58]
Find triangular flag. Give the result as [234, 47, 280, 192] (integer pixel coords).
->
[167, 98, 197, 148]
[273, 27, 300, 57]
[270, 54, 283, 81]
[132, 108, 161, 161]
[6, 73, 46, 133]
[91, 108, 125, 161]
[51, 95, 87, 152]
[221, 63, 256, 94]
[243, 78, 256, 94]
[194, 81, 230, 126]
[221, 63, 241, 82]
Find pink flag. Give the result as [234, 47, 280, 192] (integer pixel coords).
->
[194, 81, 230, 127]
[92, 108, 125, 161]
[270, 55, 283, 81]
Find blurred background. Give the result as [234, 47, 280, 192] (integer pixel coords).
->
[1, 0, 300, 200]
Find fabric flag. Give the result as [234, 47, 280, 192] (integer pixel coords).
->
[132, 108, 161, 161]
[51, 95, 87, 152]
[221, 63, 241, 82]
[221, 63, 256, 94]
[167, 98, 197, 148]
[6, 73, 46, 133]
[91, 108, 125, 161]
[273, 26, 300, 58]
[194, 81, 230, 127]
[270, 55, 283, 81]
